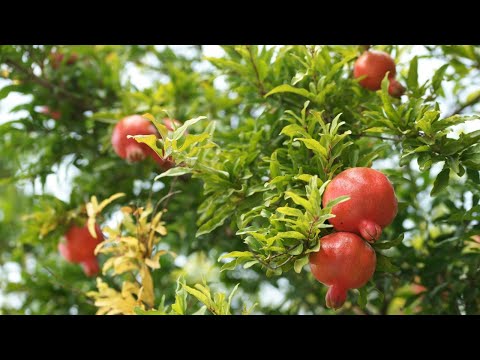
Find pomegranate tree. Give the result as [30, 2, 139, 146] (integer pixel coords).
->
[309, 232, 376, 309]
[322, 167, 398, 242]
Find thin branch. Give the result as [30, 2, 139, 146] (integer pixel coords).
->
[350, 133, 398, 141]
[42, 265, 95, 306]
[246, 45, 266, 96]
[448, 92, 480, 117]
[5, 59, 92, 109]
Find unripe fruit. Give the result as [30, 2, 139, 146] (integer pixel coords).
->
[58, 224, 103, 277]
[322, 167, 398, 243]
[309, 232, 376, 309]
[112, 115, 159, 162]
[353, 50, 405, 98]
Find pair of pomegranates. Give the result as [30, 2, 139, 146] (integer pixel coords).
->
[353, 50, 405, 98]
[111, 115, 181, 170]
[309, 168, 398, 309]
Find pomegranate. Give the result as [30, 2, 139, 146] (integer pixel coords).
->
[322, 167, 398, 243]
[309, 232, 376, 309]
[112, 115, 181, 170]
[353, 50, 405, 98]
[39, 106, 61, 120]
[58, 223, 103, 277]
[112, 115, 160, 162]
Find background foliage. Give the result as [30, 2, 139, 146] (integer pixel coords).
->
[0, 45, 479, 315]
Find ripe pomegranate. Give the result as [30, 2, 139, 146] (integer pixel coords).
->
[112, 115, 160, 162]
[39, 106, 61, 120]
[353, 50, 405, 98]
[309, 232, 376, 309]
[112, 115, 182, 170]
[58, 224, 103, 276]
[322, 167, 398, 243]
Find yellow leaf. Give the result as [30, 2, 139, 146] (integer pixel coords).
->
[87, 217, 98, 239]
[139, 265, 154, 307]
[121, 206, 133, 214]
[145, 250, 166, 269]
[98, 192, 126, 213]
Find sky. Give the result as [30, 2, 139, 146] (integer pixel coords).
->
[1, 45, 479, 311]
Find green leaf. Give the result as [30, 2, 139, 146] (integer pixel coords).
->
[374, 234, 404, 250]
[276, 207, 304, 217]
[407, 56, 418, 90]
[324, 195, 350, 209]
[379, 74, 401, 124]
[375, 254, 399, 273]
[432, 64, 449, 91]
[154, 167, 192, 180]
[294, 256, 309, 273]
[285, 191, 313, 213]
[431, 166, 450, 196]
[357, 286, 367, 309]
[281, 124, 309, 138]
[219, 251, 253, 260]
[274, 231, 306, 240]
[295, 138, 328, 158]
[172, 116, 206, 140]
[292, 71, 308, 86]
[265, 84, 313, 100]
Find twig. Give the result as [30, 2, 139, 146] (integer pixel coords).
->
[246, 46, 266, 96]
[350, 133, 398, 141]
[448, 92, 480, 117]
[5, 59, 92, 110]
[42, 265, 95, 306]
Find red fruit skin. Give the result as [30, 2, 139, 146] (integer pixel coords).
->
[59, 224, 103, 264]
[112, 115, 159, 162]
[81, 257, 100, 277]
[388, 79, 406, 98]
[322, 167, 398, 242]
[354, 50, 397, 91]
[309, 232, 376, 309]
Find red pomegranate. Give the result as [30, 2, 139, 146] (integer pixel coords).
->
[353, 50, 405, 98]
[322, 167, 398, 243]
[58, 224, 103, 276]
[112, 115, 160, 162]
[309, 232, 376, 309]
[112, 116, 182, 170]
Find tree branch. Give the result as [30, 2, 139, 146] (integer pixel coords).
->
[246, 46, 266, 96]
[5, 59, 92, 109]
[448, 92, 480, 117]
